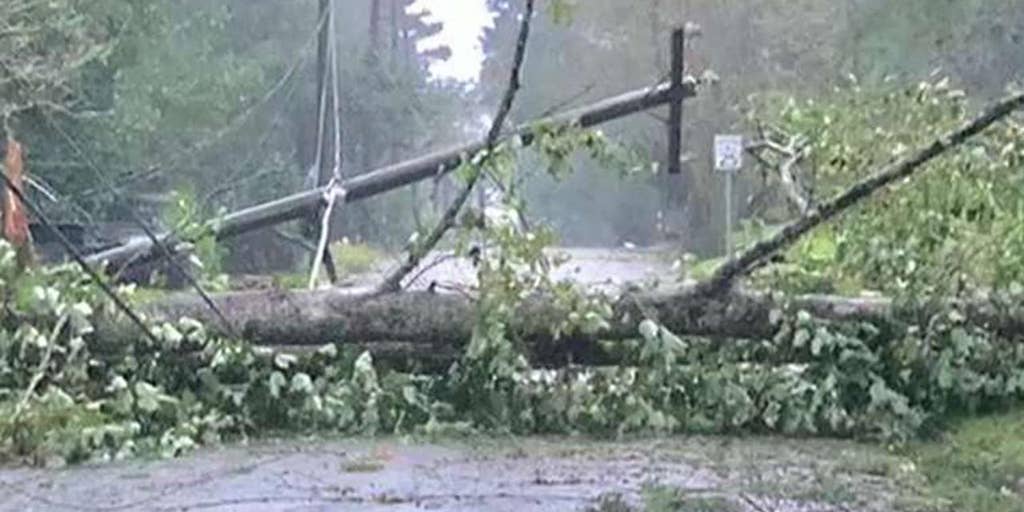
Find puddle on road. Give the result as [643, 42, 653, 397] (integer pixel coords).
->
[0, 436, 931, 512]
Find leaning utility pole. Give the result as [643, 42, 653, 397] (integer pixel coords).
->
[86, 28, 700, 274]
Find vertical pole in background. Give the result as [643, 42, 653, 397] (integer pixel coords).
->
[310, 0, 338, 283]
[659, 26, 685, 243]
[725, 171, 733, 257]
[315, 0, 334, 188]
[667, 27, 685, 175]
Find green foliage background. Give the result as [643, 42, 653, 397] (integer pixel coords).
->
[3, 7, 1024, 506]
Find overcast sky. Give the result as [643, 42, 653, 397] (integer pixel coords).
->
[410, 0, 494, 82]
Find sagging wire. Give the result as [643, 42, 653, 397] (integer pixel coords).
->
[1, 158, 160, 346]
[71, 8, 330, 203]
[42, 114, 239, 338]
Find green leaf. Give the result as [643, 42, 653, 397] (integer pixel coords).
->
[268, 371, 286, 399]
[290, 373, 314, 395]
[793, 329, 811, 348]
[639, 320, 660, 342]
[317, 344, 338, 358]
[135, 382, 176, 413]
[402, 386, 420, 406]
[274, 353, 298, 370]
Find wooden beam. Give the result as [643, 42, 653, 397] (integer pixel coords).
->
[85, 81, 697, 272]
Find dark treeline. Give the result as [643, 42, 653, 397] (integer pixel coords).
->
[2, 0, 1021, 271]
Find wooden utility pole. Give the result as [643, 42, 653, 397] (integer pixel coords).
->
[389, 0, 399, 65]
[308, 0, 338, 283]
[660, 28, 687, 243]
[370, 0, 382, 53]
[314, 0, 332, 187]
[87, 79, 699, 272]
[667, 28, 685, 175]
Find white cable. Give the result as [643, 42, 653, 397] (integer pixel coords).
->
[308, 180, 347, 289]
[307, 0, 345, 289]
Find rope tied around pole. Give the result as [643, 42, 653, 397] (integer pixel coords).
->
[307, 175, 346, 290]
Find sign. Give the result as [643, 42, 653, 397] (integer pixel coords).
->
[714, 135, 744, 172]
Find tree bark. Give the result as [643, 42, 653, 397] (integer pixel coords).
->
[2, 137, 35, 269]
[95, 286, 1024, 367]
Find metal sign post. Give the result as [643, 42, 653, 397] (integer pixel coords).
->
[714, 134, 743, 257]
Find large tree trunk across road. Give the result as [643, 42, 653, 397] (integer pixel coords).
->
[96, 284, 1022, 367]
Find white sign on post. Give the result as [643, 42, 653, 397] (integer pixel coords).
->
[714, 135, 744, 172]
[714, 134, 743, 258]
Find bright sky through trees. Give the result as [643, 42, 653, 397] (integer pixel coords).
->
[411, 0, 494, 82]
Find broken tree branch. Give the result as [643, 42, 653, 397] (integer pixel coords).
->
[748, 127, 807, 199]
[376, 0, 535, 293]
[746, 133, 811, 215]
[698, 91, 1024, 296]
[14, 314, 68, 422]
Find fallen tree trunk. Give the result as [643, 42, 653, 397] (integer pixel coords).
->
[95, 286, 1024, 366]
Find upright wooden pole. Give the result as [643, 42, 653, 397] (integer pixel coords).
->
[314, 0, 332, 188]
[309, 0, 338, 283]
[659, 27, 687, 243]
[667, 27, 685, 175]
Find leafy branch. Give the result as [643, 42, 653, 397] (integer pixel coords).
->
[698, 89, 1024, 296]
[377, 0, 536, 293]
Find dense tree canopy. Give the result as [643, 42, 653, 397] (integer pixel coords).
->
[2, 0, 475, 271]
[480, 0, 1023, 252]
[2, 0, 1021, 262]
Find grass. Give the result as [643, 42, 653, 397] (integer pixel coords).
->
[0, 398, 117, 466]
[588, 486, 745, 512]
[904, 409, 1024, 512]
[330, 240, 385, 276]
[266, 241, 389, 289]
[341, 459, 386, 473]
[574, 415, 1024, 512]
[641, 485, 741, 512]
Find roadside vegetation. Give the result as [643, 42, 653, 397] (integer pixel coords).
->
[2, 1, 1024, 510]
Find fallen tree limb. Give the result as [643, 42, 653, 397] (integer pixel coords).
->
[377, 0, 534, 293]
[745, 130, 811, 215]
[701, 91, 1024, 296]
[93, 285, 1024, 366]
